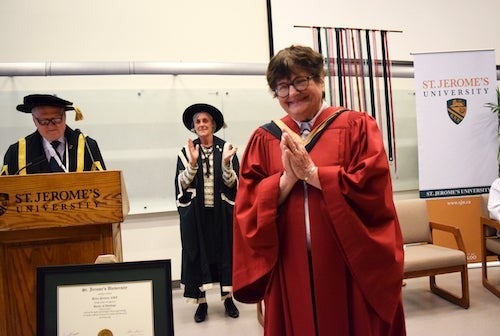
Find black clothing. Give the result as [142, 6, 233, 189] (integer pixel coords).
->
[2, 126, 105, 175]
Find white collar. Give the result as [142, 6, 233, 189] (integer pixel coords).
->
[293, 101, 330, 128]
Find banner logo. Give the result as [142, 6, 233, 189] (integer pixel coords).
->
[447, 98, 467, 124]
[0, 193, 8, 216]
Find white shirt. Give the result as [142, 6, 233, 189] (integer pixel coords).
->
[42, 136, 67, 172]
[487, 177, 500, 237]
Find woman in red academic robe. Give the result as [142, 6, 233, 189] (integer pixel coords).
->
[233, 45, 406, 335]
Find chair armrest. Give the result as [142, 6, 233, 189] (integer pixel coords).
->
[429, 221, 467, 253]
[480, 216, 500, 239]
[480, 216, 500, 231]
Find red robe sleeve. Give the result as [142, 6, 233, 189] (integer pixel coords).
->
[318, 112, 404, 322]
[232, 128, 282, 303]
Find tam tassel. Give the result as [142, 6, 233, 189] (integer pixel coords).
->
[74, 106, 84, 121]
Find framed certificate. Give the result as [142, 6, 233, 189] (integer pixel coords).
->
[36, 259, 174, 336]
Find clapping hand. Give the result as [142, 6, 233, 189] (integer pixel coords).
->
[187, 138, 199, 167]
[223, 144, 238, 166]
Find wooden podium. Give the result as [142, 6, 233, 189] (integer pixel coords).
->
[0, 170, 129, 336]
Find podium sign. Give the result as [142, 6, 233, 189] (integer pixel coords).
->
[0, 170, 129, 230]
[0, 170, 129, 336]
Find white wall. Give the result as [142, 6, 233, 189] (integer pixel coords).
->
[0, 0, 497, 281]
[0, 0, 269, 63]
[0, 0, 272, 280]
[269, 0, 500, 63]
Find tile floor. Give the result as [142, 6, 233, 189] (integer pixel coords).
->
[170, 265, 499, 335]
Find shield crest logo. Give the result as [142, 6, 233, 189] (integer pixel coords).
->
[0, 193, 8, 216]
[447, 98, 467, 125]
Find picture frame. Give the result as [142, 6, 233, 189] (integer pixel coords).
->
[36, 259, 174, 336]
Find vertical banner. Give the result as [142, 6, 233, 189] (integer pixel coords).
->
[413, 49, 497, 198]
[414, 49, 497, 262]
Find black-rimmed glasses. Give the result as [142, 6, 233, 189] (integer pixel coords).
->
[35, 117, 64, 126]
[275, 76, 313, 98]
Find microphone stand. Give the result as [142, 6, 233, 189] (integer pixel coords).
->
[15, 155, 46, 175]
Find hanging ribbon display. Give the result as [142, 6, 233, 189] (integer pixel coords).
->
[383, 31, 397, 168]
[333, 28, 344, 107]
[380, 30, 393, 161]
[365, 30, 376, 119]
[323, 27, 334, 106]
[297, 25, 401, 174]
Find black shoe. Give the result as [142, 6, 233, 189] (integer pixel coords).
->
[194, 303, 208, 323]
[224, 298, 239, 318]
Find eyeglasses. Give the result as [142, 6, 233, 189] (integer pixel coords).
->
[275, 76, 314, 98]
[35, 117, 64, 126]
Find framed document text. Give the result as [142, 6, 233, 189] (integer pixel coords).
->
[36, 259, 173, 336]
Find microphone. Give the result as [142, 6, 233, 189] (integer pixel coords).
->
[15, 155, 46, 175]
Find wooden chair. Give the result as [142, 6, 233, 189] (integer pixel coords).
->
[395, 198, 470, 308]
[479, 194, 500, 298]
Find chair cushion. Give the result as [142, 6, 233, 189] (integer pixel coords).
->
[486, 237, 500, 255]
[404, 244, 466, 273]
